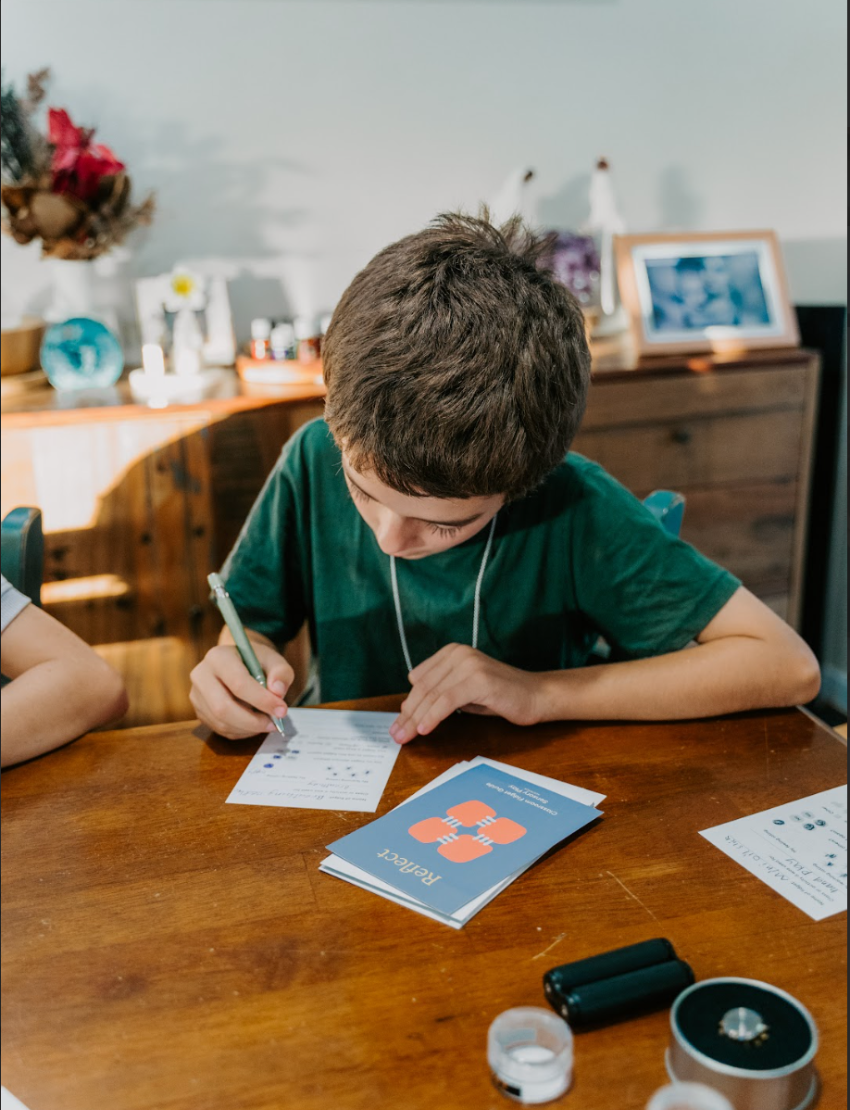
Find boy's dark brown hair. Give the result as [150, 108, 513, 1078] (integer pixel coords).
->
[322, 210, 591, 500]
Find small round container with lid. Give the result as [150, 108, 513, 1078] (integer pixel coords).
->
[487, 1007, 574, 1104]
[647, 1081, 735, 1110]
[269, 321, 297, 361]
[294, 315, 322, 363]
[667, 979, 818, 1110]
[249, 317, 272, 360]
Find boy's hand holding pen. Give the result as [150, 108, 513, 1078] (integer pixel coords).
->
[189, 574, 295, 740]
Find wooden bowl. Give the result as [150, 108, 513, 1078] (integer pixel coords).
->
[1, 316, 46, 377]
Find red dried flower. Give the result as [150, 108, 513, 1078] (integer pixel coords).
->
[48, 108, 125, 201]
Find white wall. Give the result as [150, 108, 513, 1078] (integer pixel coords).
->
[1, 0, 847, 341]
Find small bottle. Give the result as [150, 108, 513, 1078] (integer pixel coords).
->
[294, 316, 321, 364]
[270, 321, 297, 362]
[250, 317, 272, 360]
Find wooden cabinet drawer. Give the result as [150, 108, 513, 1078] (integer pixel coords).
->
[573, 354, 819, 629]
[572, 407, 805, 491]
[581, 365, 809, 429]
[676, 481, 797, 594]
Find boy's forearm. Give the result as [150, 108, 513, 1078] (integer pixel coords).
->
[533, 637, 821, 723]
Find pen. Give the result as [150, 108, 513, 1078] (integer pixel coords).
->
[207, 572, 287, 735]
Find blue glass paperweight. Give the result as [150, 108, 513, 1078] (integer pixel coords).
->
[40, 317, 124, 391]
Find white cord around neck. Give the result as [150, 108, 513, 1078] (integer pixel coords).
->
[390, 514, 498, 674]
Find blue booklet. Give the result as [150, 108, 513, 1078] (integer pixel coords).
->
[327, 763, 602, 916]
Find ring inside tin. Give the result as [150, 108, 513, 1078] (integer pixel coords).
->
[719, 1007, 769, 1043]
[675, 981, 814, 1073]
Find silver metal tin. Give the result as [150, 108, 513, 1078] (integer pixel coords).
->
[667, 979, 818, 1110]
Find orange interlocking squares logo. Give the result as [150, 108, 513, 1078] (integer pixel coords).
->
[408, 800, 527, 863]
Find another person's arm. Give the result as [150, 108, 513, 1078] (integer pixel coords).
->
[1, 603, 129, 767]
[390, 587, 821, 742]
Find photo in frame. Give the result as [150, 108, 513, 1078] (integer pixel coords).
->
[614, 230, 799, 356]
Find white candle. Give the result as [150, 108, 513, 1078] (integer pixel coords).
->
[142, 343, 166, 378]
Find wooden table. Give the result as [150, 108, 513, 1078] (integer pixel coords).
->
[2, 703, 846, 1110]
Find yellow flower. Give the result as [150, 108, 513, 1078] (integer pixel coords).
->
[164, 265, 207, 311]
[171, 272, 197, 299]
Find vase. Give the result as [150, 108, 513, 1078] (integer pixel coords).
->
[44, 256, 123, 337]
[41, 259, 126, 390]
[44, 258, 97, 323]
[171, 306, 204, 376]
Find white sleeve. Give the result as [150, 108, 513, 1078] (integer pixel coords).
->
[1, 574, 31, 634]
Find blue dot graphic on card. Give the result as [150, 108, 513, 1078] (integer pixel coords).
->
[325, 764, 370, 782]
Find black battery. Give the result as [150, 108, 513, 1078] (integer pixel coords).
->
[543, 937, 677, 1002]
[545, 957, 695, 1030]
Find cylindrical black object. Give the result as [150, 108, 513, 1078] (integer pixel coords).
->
[543, 937, 677, 1000]
[546, 959, 695, 1030]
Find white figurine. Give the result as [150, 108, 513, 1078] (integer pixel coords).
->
[165, 267, 207, 376]
[488, 167, 536, 226]
[582, 157, 628, 329]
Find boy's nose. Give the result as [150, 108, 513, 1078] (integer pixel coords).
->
[375, 513, 413, 556]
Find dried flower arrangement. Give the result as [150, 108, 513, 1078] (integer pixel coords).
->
[1, 69, 154, 260]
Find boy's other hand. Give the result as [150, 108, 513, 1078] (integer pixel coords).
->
[389, 644, 541, 744]
[189, 643, 293, 739]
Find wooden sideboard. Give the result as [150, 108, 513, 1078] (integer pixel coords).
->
[1, 344, 819, 725]
[1, 375, 325, 723]
[576, 344, 819, 627]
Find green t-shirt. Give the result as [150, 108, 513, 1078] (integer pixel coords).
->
[222, 418, 740, 704]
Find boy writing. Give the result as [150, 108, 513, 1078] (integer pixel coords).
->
[189, 213, 819, 742]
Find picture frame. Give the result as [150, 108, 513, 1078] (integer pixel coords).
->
[614, 230, 799, 356]
[135, 268, 236, 368]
